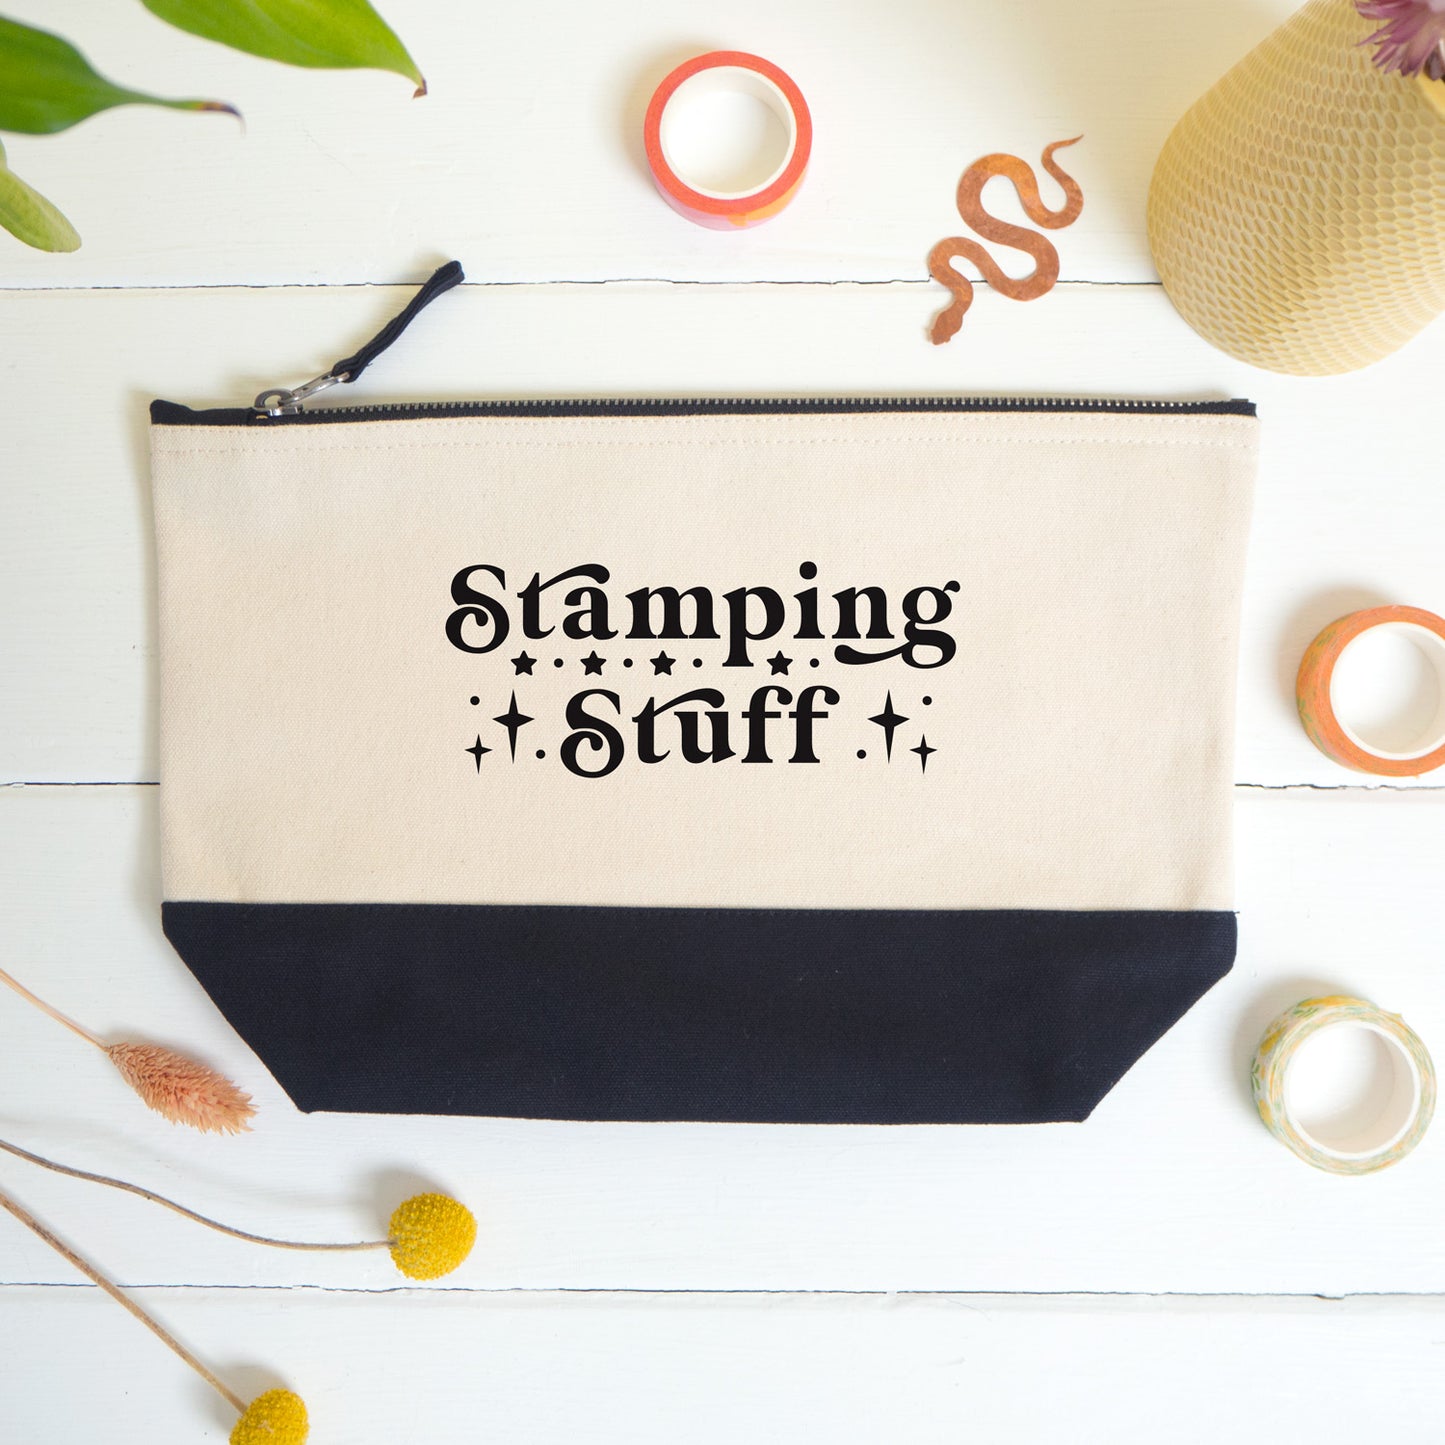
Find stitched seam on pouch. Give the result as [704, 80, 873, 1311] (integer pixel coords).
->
[156, 436, 1257, 455]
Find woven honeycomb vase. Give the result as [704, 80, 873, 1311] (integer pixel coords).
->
[1148, 0, 1445, 375]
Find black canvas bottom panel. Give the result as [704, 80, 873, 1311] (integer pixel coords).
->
[162, 903, 1235, 1124]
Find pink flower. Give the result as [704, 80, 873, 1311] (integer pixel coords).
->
[1357, 0, 1445, 79]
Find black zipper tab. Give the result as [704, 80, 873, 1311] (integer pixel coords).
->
[253, 260, 465, 418]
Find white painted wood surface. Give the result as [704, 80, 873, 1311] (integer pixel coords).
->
[0, 0, 1299, 288]
[4, 1288, 1440, 1444]
[2, 0, 1444, 1438]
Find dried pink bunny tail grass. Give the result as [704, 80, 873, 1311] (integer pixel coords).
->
[105, 1042, 256, 1134]
[0, 966, 256, 1133]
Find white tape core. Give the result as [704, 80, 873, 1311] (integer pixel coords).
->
[1330, 620, 1445, 762]
[1284, 1019, 1423, 1160]
[658, 66, 797, 199]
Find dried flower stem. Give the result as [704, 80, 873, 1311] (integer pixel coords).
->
[0, 1183, 246, 1414]
[0, 1136, 392, 1252]
[0, 965, 104, 1048]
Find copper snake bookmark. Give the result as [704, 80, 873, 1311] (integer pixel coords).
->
[928, 137, 1084, 345]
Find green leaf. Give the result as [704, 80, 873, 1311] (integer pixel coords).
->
[0, 15, 237, 135]
[141, 0, 425, 95]
[0, 140, 81, 251]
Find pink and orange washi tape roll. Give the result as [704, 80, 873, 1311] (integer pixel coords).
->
[644, 51, 812, 229]
[1296, 605, 1445, 776]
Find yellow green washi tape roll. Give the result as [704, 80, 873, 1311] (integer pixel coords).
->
[1253, 996, 1435, 1175]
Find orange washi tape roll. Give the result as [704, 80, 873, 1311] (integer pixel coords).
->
[1296, 605, 1445, 776]
[644, 51, 811, 229]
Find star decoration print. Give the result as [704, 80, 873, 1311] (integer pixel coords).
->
[868, 691, 909, 759]
[492, 692, 533, 760]
[454, 561, 950, 777]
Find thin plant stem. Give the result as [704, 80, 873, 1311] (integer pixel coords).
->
[0, 1184, 246, 1414]
[0, 965, 104, 1049]
[0, 1136, 392, 1253]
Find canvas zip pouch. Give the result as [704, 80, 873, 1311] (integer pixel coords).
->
[149, 261, 1259, 1124]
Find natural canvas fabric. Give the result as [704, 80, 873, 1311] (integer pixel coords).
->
[150, 403, 1257, 1123]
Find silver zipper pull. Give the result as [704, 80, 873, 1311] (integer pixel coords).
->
[250, 260, 466, 419]
[254, 370, 348, 418]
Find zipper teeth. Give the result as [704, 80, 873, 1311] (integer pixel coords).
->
[251, 396, 1255, 423]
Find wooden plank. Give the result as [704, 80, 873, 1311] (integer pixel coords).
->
[0, 1286, 1439, 1442]
[0, 0, 1297, 287]
[2, 281, 1442, 788]
[0, 783, 1442, 1295]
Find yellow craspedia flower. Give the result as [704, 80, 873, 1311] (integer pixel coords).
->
[388, 1191, 476, 1280]
[231, 1389, 308, 1444]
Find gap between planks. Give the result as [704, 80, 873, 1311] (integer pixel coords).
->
[2, 1282, 1444, 1302]
[0, 278, 1161, 296]
[4, 782, 1441, 794]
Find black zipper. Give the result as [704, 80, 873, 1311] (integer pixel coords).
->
[148, 259, 1257, 427]
[152, 394, 1257, 427]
